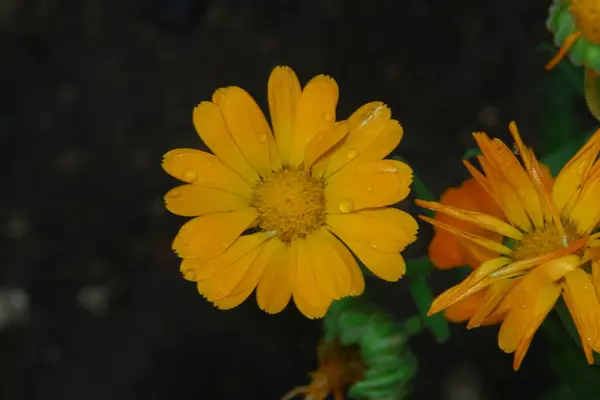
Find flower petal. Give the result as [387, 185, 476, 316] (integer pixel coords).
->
[327, 208, 418, 253]
[295, 238, 333, 309]
[326, 160, 412, 213]
[217, 86, 281, 176]
[192, 101, 259, 184]
[563, 269, 600, 351]
[321, 230, 365, 296]
[180, 232, 272, 280]
[444, 290, 486, 323]
[172, 208, 258, 259]
[305, 229, 352, 299]
[162, 149, 252, 197]
[304, 122, 348, 170]
[467, 279, 519, 328]
[268, 66, 301, 164]
[293, 290, 331, 319]
[336, 236, 407, 282]
[213, 285, 255, 310]
[289, 75, 339, 167]
[227, 237, 281, 297]
[318, 102, 392, 178]
[165, 185, 249, 216]
[256, 239, 292, 314]
[569, 176, 600, 235]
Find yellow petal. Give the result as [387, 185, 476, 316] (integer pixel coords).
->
[196, 242, 264, 302]
[288, 75, 338, 167]
[228, 237, 281, 297]
[305, 229, 352, 299]
[553, 128, 600, 211]
[192, 101, 259, 184]
[326, 160, 412, 213]
[217, 86, 281, 176]
[295, 238, 333, 309]
[337, 235, 406, 281]
[268, 66, 301, 164]
[321, 229, 365, 296]
[172, 208, 258, 259]
[353, 119, 403, 163]
[318, 102, 392, 178]
[293, 290, 331, 319]
[467, 279, 519, 328]
[165, 185, 249, 216]
[327, 208, 418, 253]
[415, 199, 523, 240]
[256, 239, 292, 314]
[563, 269, 600, 351]
[213, 285, 255, 310]
[304, 122, 348, 171]
[180, 232, 272, 280]
[162, 149, 252, 197]
[593, 260, 600, 295]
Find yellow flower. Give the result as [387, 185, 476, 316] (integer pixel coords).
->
[162, 66, 417, 318]
[417, 121, 600, 370]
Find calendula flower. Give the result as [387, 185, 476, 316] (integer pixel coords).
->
[427, 178, 506, 324]
[545, 0, 600, 74]
[417, 122, 600, 370]
[162, 66, 417, 318]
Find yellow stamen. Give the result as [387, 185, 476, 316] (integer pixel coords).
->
[252, 168, 326, 242]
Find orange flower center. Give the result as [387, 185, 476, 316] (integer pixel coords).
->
[251, 168, 326, 242]
[511, 222, 580, 261]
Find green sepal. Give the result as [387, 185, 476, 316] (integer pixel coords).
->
[408, 274, 450, 343]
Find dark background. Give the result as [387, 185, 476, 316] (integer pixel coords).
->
[1, 0, 595, 399]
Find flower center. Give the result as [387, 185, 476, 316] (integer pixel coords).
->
[571, 0, 600, 44]
[511, 222, 580, 261]
[251, 168, 326, 242]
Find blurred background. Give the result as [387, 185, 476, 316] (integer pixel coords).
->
[2, 0, 598, 399]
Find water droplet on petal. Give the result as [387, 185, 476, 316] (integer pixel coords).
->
[183, 270, 196, 280]
[258, 133, 268, 142]
[169, 189, 182, 198]
[382, 166, 398, 173]
[366, 185, 373, 192]
[338, 199, 354, 213]
[183, 169, 197, 182]
[221, 241, 231, 248]
[371, 243, 378, 249]
[347, 149, 359, 160]
[323, 112, 334, 122]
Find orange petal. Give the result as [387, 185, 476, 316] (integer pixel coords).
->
[327, 208, 418, 253]
[444, 290, 487, 323]
[165, 185, 249, 216]
[563, 269, 600, 351]
[569, 177, 600, 235]
[162, 149, 252, 197]
[416, 200, 522, 240]
[467, 279, 519, 328]
[304, 122, 348, 170]
[256, 239, 292, 314]
[428, 231, 467, 270]
[227, 237, 281, 297]
[593, 260, 600, 295]
[318, 102, 392, 178]
[180, 232, 272, 280]
[326, 160, 412, 213]
[268, 66, 301, 164]
[192, 101, 259, 184]
[217, 86, 281, 176]
[289, 75, 338, 167]
[172, 208, 258, 259]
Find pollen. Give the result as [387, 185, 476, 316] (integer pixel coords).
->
[511, 222, 580, 261]
[251, 168, 326, 242]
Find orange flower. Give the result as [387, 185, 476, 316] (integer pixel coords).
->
[417, 122, 600, 370]
[163, 66, 418, 318]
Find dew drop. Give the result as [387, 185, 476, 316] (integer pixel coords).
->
[169, 189, 182, 198]
[382, 166, 398, 173]
[371, 244, 378, 249]
[347, 149, 359, 160]
[183, 169, 197, 182]
[258, 133, 268, 142]
[221, 241, 231, 248]
[338, 199, 354, 213]
[183, 270, 196, 280]
[323, 112, 334, 122]
[366, 185, 373, 192]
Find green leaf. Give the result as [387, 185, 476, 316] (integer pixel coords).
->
[541, 128, 597, 176]
[408, 275, 449, 343]
[405, 256, 434, 278]
[555, 299, 600, 365]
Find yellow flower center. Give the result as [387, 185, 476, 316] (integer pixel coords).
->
[571, 0, 600, 44]
[511, 222, 580, 261]
[251, 168, 326, 242]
